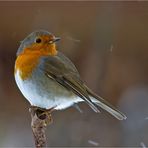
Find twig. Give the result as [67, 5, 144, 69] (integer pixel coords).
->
[29, 107, 53, 148]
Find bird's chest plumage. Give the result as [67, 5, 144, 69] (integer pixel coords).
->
[14, 55, 79, 109]
[15, 53, 40, 80]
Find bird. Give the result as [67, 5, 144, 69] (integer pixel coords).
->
[14, 30, 126, 120]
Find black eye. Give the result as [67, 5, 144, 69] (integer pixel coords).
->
[35, 38, 42, 43]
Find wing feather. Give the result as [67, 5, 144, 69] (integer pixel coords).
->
[39, 54, 100, 112]
[38, 52, 126, 120]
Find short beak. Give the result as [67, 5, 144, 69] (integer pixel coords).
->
[54, 37, 61, 43]
[49, 37, 61, 44]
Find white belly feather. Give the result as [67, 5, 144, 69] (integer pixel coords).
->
[15, 70, 82, 110]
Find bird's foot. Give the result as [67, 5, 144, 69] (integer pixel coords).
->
[29, 106, 55, 125]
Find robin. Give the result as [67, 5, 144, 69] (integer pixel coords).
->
[14, 30, 126, 120]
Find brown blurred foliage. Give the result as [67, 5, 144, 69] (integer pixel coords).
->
[0, 1, 148, 147]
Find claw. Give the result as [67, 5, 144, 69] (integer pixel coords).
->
[30, 105, 55, 125]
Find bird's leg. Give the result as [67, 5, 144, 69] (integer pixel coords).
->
[29, 105, 47, 112]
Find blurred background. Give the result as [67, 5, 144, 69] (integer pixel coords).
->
[0, 1, 148, 147]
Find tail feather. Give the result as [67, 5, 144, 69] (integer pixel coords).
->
[92, 97, 126, 120]
[86, 87, 127, 120]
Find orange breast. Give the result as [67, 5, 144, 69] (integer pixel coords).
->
[15, 52, 41, 80]
[15, 41, 58, 80]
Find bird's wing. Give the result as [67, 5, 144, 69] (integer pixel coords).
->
[39, 52, 99, 113]
[39, 52, 126, 120]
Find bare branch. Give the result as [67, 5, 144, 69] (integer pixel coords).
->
[29, 107, 53, 148]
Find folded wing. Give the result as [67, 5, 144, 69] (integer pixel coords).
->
[39, 52, 126, 120]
